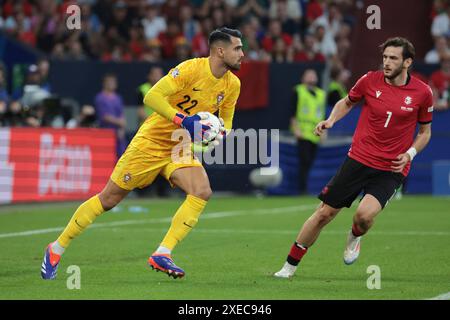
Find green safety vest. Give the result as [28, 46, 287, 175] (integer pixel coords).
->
[295, 84, 325, 144]
[139, 82, 154, 116]
[328, 80, 347, 100]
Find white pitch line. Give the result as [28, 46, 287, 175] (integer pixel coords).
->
[427, 292, 450, 300]
[0, 204, 317, 239]
[95, 227, 450, 237]
[1, 203, 450, 239]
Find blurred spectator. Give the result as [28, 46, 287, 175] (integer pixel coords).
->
[158, 20, 184, 59]
[142, 4, 167, 40]
[290, 69, 325, 194]
[431, 5, 450, 38]
[197, 0, 233, 25]
[310, 1, 342, 38]
[236, 0, 269, 21]
[66, 40, 88, 60]
[313, 24, 337, 58]
[129, 23, 145, 60]
[425, 36, 450, 64]
[140, 39, 163, 62]
[102, 41, 132, 62]
[80, 3, 102, 34]
[94, 73, 127, 157]
[107, 1, 131, 41]
[13, 64, 50, 108]
[3, 0, 33, 18]
[51, 42, 66, 60]
[269, 0, 302, 23]
[335, 32, 351, 65]
[211, 7, 226, 29]
[174, 37, 192, 61]
[261, 19, 292, 53]
[430, 0, 448, 20]
[305, 0, 325, 26]
[241, 18, 267, 60]
[4, 3, 31, 32]
[192, 18, 213, 57]
[35, 0, 61, 53]
[269, 0, 300, 35]
[327, 66, 350, 107]
[179, 5, 200, 43]
[4, 3, 36, 46]
[430, 53, 450, 111]
[162, 0, 190, 22]
[292, 32, 325, 63]
[271, 37, 289, 63]
[247, 14, 265, 39]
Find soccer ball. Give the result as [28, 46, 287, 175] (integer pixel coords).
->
[196, 112, 221, 142]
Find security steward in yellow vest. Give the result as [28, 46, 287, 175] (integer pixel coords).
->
[290, 69, 325, 194]
[327, 66, 349, 107]
[136, 66, 164, 124]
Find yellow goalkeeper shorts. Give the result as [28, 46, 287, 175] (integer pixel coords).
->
[110, 145, 202, 190]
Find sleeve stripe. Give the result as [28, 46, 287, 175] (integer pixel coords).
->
[418, 120, 432, 124]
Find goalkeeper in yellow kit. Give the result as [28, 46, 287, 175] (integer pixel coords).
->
[41, 28, 243, 280]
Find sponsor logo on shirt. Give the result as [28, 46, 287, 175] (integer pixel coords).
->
[376, 90, 382, 98]
[400, 106, 414, 112]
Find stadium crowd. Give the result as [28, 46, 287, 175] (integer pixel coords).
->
[0, 0, 448, 129]
[0, 0, 357, 66]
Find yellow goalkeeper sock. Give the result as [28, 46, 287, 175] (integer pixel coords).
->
[56, 195, 104, 248]
[160, 195, 207, 251]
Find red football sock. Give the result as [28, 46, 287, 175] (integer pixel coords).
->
[287, 242, 308, 266]
[352, 223, 364, 237]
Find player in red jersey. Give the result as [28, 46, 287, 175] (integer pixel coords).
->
[274, 37, 433, 278]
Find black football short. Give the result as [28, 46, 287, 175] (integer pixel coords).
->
[318, 156, 405, 209]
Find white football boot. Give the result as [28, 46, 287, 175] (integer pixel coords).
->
[274, 262, 297, 278]
[343, 230, 361, 265]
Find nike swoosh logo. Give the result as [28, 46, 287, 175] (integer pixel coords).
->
[183, 222, 193, 228]
[193, 88, 201, 91]
[75, 219, 83, 228]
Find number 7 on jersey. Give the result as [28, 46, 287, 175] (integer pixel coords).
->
[384, 111, 392, 128]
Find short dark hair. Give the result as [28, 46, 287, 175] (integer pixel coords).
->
[208, 27, 242, 47]
[380, 37, 415, 61]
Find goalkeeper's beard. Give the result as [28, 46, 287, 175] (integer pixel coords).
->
[225, 61, 241, 71]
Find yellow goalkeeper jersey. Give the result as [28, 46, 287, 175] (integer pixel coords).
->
[132, 57, 241, 158]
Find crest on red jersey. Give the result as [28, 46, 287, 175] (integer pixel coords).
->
[404, 96, 412, 105]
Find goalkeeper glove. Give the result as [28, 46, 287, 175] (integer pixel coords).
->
[192, 118, 226, 153]
[173, 112, 212, 143]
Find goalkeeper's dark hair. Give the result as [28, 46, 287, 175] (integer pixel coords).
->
[208, 27, 242, 47]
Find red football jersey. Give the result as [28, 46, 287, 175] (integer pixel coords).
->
[347, 71, 433, 176]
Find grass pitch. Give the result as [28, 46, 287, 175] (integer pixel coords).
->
[0, 195, 449, 300]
